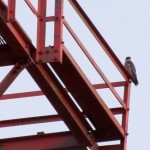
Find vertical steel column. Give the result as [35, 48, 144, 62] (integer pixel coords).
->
[121, 82, 131, 150]
[54, 0, 64, 62]
[36, 0, 47, 63]
[35, 0, 64, 63]
[7, 0, 16, 22]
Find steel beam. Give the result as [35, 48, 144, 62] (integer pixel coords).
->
[24, 0, 38, 16]
[93, 81, 127, 89]
[0, 1, 130, 149]
[0, 44, 17, 66]
[0, 115, 61, 128]
[25, 0, 64, 63]
[0, 81, 126, 100]
[0, 1, 35, 60]
[0, 108, 122, 128]
[54, 0, 64, 62]
[121, 83, 131, 150]
[110, 107, 125, 115]
[90, 145, 123, 150]
[50, 46, 125, 141]
[27, 63, 95, 146]
[0, 91, 43, 100]
[64, 19, 126, 109]
[68, 0, 129, 81]
[36, 0, 47, 63]
[0, 132, 84, 150]
[0, 60, 31, 95]
[7, 0, 16, 22]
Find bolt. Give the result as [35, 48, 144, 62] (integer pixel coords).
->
[61, 41, 64, 44]
[54, 49, 58, 52]
[40, 18, 43, 21]
[38, 15, 43, 21]
[9, 10, 13, 13]
[38, 51, 43, 55]
[46, 50, 49, 54]
[25, 45, 29, 49]
[38, 60, 42, 63]
[13, 70, 17, 74]
[54, 57, 57, 61]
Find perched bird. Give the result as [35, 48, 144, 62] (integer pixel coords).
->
[124, 57, 139, 86]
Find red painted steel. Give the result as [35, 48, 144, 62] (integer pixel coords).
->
[0, 115, 61, 128]
[0, 2, 35, 59]
[54, 0, 64, 62]
[0, 81, 125, 100]
[25, 0, 63, 63]
[64, 19, 126, 109]
[98, 145, 122, 150]
[0, 44, 17, 66]
[0, 91, 43, 100]
[68, 0, 129, 81]
[0, 60, 31, 95]
[121, 83, 131, 149]
[7, 0, 16, 22]
[0, 1, 132, 150]
[93, 81, 127, 89]
[46, 16, 55, 22]
[0, 132, 83, 150]
[110, 107, 125, 115]
[36, 0, 47, 63]
[27, 64, 95, 146]
[50, 46, 125, 140]
[25, 0, 38, 16]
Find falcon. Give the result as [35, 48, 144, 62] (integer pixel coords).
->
[124, 57, 139, 86]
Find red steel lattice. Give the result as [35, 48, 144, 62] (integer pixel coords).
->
[0, 0, 131, 150]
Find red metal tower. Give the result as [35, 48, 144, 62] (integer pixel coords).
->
[0, 0, 131, 150]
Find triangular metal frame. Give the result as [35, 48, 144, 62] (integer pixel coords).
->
[0, 1, 131, 150]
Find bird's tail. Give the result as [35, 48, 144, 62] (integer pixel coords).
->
[132, 76, 139, 86]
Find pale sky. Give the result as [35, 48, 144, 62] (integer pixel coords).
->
[1, 0, 150, 150]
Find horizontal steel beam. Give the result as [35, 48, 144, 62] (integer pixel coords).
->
[0, 132, 85, 150]
[0, 107, 123, 128]
[93, 81, 127, 89]
[0, 115, 61, 128]
[0, 91, 43, 100]
[99, 145, 122, 150]
[0, 81, 126, 100]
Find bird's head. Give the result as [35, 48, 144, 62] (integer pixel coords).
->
[126, 56, 131, 61]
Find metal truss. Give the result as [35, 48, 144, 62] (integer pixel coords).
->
[0, 0, 131, 150]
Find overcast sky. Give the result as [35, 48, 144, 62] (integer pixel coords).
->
[1, 0, 150, 150]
